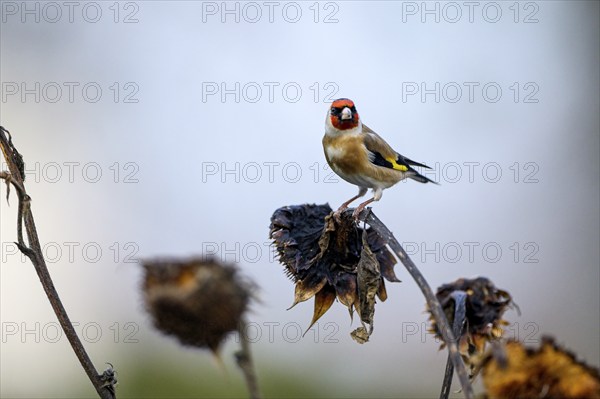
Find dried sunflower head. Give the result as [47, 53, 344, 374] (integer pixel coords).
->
[269, 204, 399, 341]
[141, 257, 253, 353]
[480, 337, 600, 399]
[429, 277, 514, 371]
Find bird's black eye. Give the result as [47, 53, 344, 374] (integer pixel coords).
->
[330, 108, 339, 115]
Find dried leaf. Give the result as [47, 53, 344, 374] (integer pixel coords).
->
[312, 212, 359, 272]
[350, 326, 370, 344]
[356, 230, 380, 327]
[2, 174, 10, 204]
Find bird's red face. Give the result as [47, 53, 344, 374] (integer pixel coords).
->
[329, 98, 360, 130]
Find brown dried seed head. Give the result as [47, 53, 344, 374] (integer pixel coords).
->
[141, 257, 252, 352]
[429, 277, 514, 371]
[481, 337, 600, 399]
[269, 204, 399, 338]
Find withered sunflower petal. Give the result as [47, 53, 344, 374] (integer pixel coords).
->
[306, 285, 336, 332]
[333, 272, 358, 309]
[377, 278, 388, 302]
[377, 260, 401, 283]
[288, 275, 327, 309]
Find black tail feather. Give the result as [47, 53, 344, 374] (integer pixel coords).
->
[401, 155, 431, 170]
[408, 169, 439, 185]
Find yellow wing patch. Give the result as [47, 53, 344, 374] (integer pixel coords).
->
[386, 157, 409, 172]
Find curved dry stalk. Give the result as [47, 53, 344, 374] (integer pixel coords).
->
[440, 291, 468, 399]
[0, 126, 115, 399]
[357, 209, 474, 399]
[235, 320, 263, 399]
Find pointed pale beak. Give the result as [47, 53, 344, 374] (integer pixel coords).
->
[340, 107, 352, 120]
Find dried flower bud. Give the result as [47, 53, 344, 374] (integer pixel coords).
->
[141, 257, 252, 352]
[429, 277, 514, 371]
[269, 204, 399, 341]
[481, 337, 600, 399]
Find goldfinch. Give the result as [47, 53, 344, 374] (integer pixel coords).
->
[323, 98, 437, 217]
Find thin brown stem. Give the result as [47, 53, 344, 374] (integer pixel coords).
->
[440, 291, 468, 399]
[235, 320, 263, 399]
[0, 126, 115, 399]
[357, 209, 474, 399]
